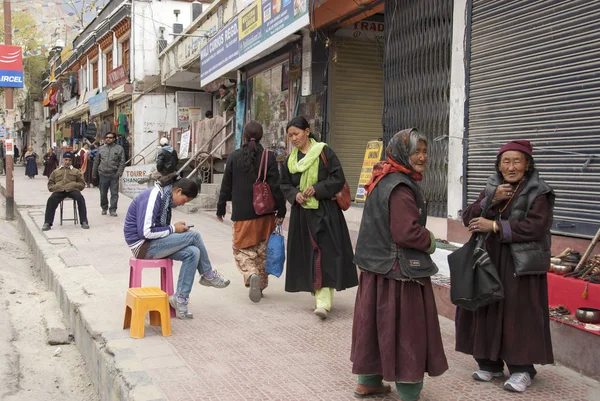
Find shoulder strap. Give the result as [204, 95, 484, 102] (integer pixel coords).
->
[263, 150, 269, 182]
[320, 151, 328, 169]
[256, 150, 269, 182]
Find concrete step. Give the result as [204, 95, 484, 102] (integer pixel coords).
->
[179, 193, 218, 214]
[213, 173, 224, 185]
[200, 183, 220, 195]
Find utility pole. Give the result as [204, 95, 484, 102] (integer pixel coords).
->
[3, 0, 15, 220]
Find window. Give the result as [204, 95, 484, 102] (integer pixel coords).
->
[92, 62, 98, 89]
[105, 51, 113, 84]
[121, 40, 130, 77]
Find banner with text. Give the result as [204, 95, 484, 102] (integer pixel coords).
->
[200, 0, 309, 86]
[0, 45, 24, 88]
[355, 140, 383, 203]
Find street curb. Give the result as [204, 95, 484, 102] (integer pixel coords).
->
[0, 183, 167, 401]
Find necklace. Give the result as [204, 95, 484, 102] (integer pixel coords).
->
[499, 180, 524, 213]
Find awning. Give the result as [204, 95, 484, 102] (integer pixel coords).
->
[57, 104, 89, 124]
[108, 83, 133, 102]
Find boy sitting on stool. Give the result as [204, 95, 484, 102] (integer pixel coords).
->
[42, 151, 90, 231]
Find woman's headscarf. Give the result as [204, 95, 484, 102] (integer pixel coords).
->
[363, 128, 425, 195]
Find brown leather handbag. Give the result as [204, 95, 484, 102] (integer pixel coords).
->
[320, 151, 351, 211]
[253, 150, 276, 215]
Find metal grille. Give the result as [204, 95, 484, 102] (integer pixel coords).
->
[383, 0, 453, 217]
[467, 0, 600, 238]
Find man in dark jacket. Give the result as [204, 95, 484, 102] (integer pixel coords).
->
[92, 132, 126, 217]
[42, 151, 89, 231]
[156, 137, 179, 175]
[217, 84, 235, 115]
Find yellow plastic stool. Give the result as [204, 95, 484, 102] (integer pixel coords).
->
[123, 287, 172, 339]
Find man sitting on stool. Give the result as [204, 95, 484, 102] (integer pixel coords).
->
[42, 151, 90, 231]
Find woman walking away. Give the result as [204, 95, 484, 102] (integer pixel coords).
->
[456, 140, 554, 393]
[217, 121, 286, 302]
[79, 143, 92, 186]
[280, 116, 357, 319]
[24, 146, 39, 179]
[351, 129, 448, 400]
[43, 147, 59, 178]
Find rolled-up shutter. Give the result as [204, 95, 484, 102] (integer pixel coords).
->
[467, 0, 600, 238]
[330, 39, 384, 199]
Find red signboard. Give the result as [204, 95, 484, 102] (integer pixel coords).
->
[108, 65, 128, 88]
[0, 45, 24, 88]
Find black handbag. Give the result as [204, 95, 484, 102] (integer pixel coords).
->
[448, 233, 504, 311]
[396, 246, 439, 279]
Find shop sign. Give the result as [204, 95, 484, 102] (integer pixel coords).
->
[0, 45, 24, 88]
[108, 65, 128, 88]
[355, 140, 383, 203]
[189, 108, 203, 122]
[0, 125, 6, 139]
[4, 139, 14, 155]
[121, 164, 155, 198]
[62, 97, 78, 114]
[200, 0, 309, 86]
[179, 130, 191, 159]
[335, 20, 385, 42]
[178, 107, 190, 122]
[88, 91, 109, 116]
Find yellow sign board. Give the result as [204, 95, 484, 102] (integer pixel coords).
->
[238, 0, 262, 40]
[355, 140, 383, 203]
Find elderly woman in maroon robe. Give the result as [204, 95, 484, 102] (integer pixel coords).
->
[351, 129, 448, 401]
[456, 139, 554, 393]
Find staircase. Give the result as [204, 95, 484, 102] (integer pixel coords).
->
[179, 173, 223, 214]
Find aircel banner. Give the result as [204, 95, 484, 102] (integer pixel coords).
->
[0, 45, 24, 88]
[200, 0, 309, 87]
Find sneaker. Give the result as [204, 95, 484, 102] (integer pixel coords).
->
[503, 372, 531, 393]
[42, 223, 51, 231]
[109, 211, 118, 217]
[199, 270, 230, 288]
[81, 222, 90, 229]
[248, 274, 261, 303]
[314, 308, 328, 320]
[168, 295, 193, 319]
[472, 370, 504, 382]
[101, 209, 107, 215]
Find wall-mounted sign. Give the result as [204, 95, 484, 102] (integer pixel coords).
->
[200, 0, 309, 86]
[61, 97, 78, 115]
[355, 140, 383, 203]
[121, 164, 155, 198]
[179, 130, 191, 159]
[0, 45, 24, 88]
[108, 65, 128, 88]
[335, 20, 385, 42]
[88, 91, 109, 116]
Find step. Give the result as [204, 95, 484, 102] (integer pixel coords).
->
[200, 183, 221, 195]
[213, 173, 224, 185]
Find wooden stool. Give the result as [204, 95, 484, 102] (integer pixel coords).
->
[129, 257, 175, 317]
[123, 287, 172, 339]
[60, 199, 78, 225]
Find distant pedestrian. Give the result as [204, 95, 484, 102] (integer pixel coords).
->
[43, 148, 59, 178]
[13, 145, 19, 163]
[42, 151, 89, 231]
[280, 116, 358, 319]
[156, 137, 179, 175]
[92, 132, 125, 216]
[24, 146, 38, 179]
[124, 174, 231, 319]
[351, 129, 448, 400]
[217, 84, 235, 115]
[0, 141, 4, 175]
[217, 121, 286, 302]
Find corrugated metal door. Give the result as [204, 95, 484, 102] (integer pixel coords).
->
[330, 39, 384, 198]
[467, 0, 600, 238]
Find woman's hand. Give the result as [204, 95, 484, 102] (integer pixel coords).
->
[303, 186, 316, 198]
[468, 217, 495, 233]
[295, 192, 307, 205]
[275, 217, 284, 225]
[216, 215, 224, 223]
[492, 184, 514, 203]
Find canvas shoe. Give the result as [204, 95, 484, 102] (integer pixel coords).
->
[169, 295, 193, 319]
[248, 274, 261, 303]
[42, 223, 51, 231]
[199, 270, 230, 288]
[472, 370, 504, 382]
[314, 308, 328, 320]
[503, 372, 532, 392]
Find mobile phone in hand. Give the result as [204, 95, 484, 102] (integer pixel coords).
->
[187, 225, 195, 228]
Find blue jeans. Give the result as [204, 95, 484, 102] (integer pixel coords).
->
[145, 231, 213, 299]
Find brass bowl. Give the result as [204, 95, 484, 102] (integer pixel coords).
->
[552, 264, 573, 275]
[575, 308, 600, 324]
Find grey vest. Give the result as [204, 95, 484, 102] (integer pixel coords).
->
[484, 171, 555, 276]
[354, 173, 437, 278]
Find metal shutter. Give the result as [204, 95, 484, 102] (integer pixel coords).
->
[330, 39, 384, 199]
[467, 0, 600, 238]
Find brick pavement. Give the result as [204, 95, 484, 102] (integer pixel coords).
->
[1, 167, 599, 401]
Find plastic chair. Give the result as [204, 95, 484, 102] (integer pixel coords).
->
[129, 257, 175, 317]
[123, 287, 172, 339]
[60, 199, 78, 225]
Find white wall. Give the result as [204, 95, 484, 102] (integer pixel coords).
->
[132, 93, 178, 159]
[447, 0, 468, 220]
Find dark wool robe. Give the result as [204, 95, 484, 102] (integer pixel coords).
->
[455, 188, 554, 366]
[351, 185, 448, 382]
[24, 154, 38, 177]
[280, 145, 358, 293]
[43, 153, 59, 177]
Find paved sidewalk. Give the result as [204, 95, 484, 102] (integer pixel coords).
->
[1, 167, 599, 401]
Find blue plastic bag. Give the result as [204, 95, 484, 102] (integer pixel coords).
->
[265, 225, 285, 277]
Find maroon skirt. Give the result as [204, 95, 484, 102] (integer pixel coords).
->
[351, 271, 448, 383]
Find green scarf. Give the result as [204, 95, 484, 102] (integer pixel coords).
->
[288, 139, 327, 209]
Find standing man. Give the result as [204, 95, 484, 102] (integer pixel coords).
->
[93, 132, 126, 216]
[42, 152, 89, 231]
[217, 84, 235, 115]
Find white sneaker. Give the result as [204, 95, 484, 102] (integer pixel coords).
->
[503, 372, 532, 392]
[472, 370, 504, 382]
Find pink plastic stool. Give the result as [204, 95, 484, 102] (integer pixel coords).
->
[129, 257, 175, 317]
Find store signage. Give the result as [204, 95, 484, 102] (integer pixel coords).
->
[108, 65, 128, 88]
[355, 140, 383, 203]
[0, 45, 24, 88]
[200, 0, 309, 86]
[4, 139, 14, 155]
[179, 130, 191, 158]
[62, 97, 78, 114]
[0, 125, 6, 139]
[88, 91, 109, 116]
[335, 20, 385, 42]
[121, 164, 155, 198]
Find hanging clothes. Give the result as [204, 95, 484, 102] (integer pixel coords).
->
[117, 113, 129, 136]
